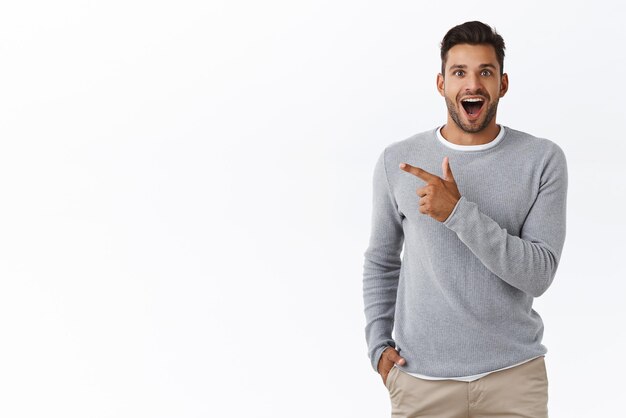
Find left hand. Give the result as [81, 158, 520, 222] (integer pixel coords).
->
[399, 157, 461, 222]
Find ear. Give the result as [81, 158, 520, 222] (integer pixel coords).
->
[436, 73, 445, 97]
[499, 73, 509, 97]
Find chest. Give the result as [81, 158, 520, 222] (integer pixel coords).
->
[392, 157, 541, 236]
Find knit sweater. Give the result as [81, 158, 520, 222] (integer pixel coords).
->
[362, 126, 568, 377]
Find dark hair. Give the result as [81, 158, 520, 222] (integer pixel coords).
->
[440, 21, 505, 76]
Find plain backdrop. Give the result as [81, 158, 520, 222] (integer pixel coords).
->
[0, 1, 624, 417]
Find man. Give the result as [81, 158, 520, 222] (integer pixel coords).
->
[362, 21, 567, 417]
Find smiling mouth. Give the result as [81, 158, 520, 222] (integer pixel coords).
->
[461, 97, 485, 117]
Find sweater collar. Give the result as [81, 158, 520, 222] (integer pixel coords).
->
[436, 125, 506, 151]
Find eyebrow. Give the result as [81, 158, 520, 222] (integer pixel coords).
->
[448, 64, 497, 72]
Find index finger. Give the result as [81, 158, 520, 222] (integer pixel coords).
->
[399, 163, 438, 183]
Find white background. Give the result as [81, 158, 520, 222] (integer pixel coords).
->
[0, 1, 624, 417]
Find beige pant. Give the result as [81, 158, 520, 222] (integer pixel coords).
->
[385, 356, 548, 418]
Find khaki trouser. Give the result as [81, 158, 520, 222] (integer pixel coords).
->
[385, 356, 548, 418]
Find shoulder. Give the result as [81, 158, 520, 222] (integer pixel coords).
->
[504, 127, 567, 179]
[380, 128, 438, 160]
[504, 127, 566, 158]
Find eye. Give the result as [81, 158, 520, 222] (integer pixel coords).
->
[481, 69, 492, 76]
[454, 70, 464, 77]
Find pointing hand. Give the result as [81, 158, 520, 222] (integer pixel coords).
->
[399, 157, 461, 222]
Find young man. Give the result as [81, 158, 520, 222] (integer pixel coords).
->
[362, 21, 567, 417]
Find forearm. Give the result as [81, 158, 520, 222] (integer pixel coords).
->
[363, 249, 400, 371]
[443, 196, 565, 297]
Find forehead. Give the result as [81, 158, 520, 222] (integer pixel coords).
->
[444, 44, 499, 70]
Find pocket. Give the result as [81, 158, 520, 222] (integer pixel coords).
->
[539, 356, 549, 384]
[384, 365, 397, 390]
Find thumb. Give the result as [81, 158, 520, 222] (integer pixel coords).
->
[442, 156, 456, 182]
[384, 347, 406, 366]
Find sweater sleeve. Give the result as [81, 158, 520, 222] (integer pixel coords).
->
[362, 149, 405, 372]
[443, 144, 568, 297]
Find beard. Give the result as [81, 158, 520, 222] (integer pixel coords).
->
[445, 95, 499, 134]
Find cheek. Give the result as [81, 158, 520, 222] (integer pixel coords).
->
[444, 83, 461, 99]
[492, 80, 503, 96]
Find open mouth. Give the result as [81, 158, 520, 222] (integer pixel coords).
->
[461, 97, 485, 117]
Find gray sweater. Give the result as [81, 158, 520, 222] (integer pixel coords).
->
[362, 126, 568, 377]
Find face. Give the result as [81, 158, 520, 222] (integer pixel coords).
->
[437, 44, 508, 134]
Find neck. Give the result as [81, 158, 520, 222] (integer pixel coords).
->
[440, 118, 501, 146]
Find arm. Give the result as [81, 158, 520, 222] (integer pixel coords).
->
[443, 144, 568, 297]
[363, 149, 404, 372]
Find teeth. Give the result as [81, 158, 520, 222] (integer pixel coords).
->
[462, 98, 484, 102]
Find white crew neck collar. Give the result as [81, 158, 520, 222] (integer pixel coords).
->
[436, 125, 506, 151]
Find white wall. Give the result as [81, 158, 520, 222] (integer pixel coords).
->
[0, 1, 623, 417]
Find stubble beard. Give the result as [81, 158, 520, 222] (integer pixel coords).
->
[445, 96, 499, 134]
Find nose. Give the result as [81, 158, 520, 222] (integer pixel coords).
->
[464, 73, 483, 93]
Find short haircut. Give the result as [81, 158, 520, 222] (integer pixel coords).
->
[440, 21, 506, 76]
